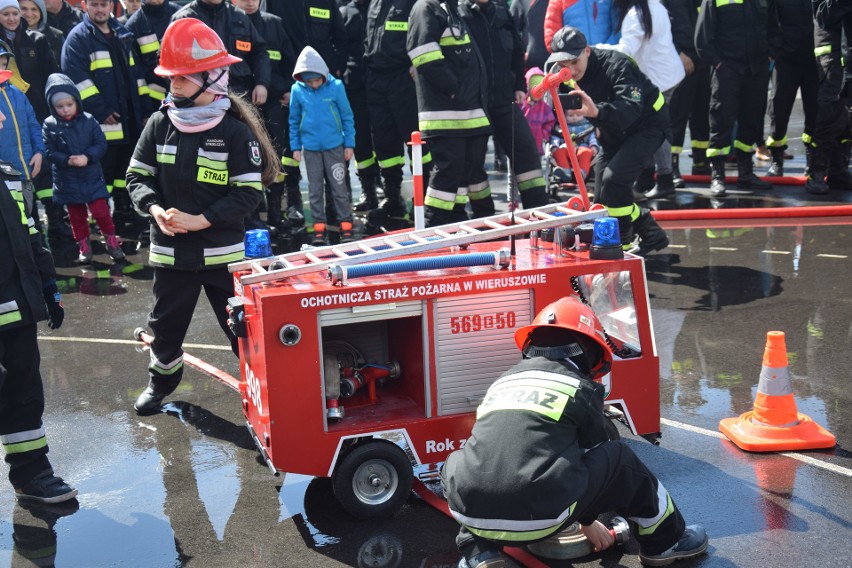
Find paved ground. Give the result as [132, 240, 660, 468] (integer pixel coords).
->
[2, 108, 852, 568]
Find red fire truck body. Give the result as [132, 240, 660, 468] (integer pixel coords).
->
[231, 219, 660, 517]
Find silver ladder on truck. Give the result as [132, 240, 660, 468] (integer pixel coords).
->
[229, 203, 606, 285]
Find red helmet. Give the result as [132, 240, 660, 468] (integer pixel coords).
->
[155, 18, 242, 77]
[514, 296, 613, 376]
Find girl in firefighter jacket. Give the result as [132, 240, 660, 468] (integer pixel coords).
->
[127, 18, 278, 415]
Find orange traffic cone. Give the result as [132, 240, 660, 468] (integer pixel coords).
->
[719, 331, 836, 452]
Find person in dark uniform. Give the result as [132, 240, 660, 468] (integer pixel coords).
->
[340, 0, 381, 213]
[549, 26, 669, 255]
[460, 0, 548, 209]
[764, 0, 818, 178]
[664, 0, 710, 186]
[407, 0, 494, 226]
[363, 0, 431, 220]
[510, 0, 550, 71]
[808, 0, 852, 194]
[441, 295, 708, 568]
[128, 19, 277, 413]
[43, 0, 81, 38]
[695, 0, 774, 197]
[266, 0, 348, 219]
[0, 92, 74, 505]
[126, 0, 180, 105]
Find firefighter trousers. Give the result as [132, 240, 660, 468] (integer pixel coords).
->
[147, 267, 238, 389]
[366, 69, 431, 188]
[455, 441, 686, 559]
[425, 134, 491, 226]
[488, 103, 548, 208]
[707, 63, 770, 157]
[0, 324, 52, 488]
[346, 85, 380, 184]
[260, 99, 288, 226]
[813, 51, 851, 148]
[669, 66, 711, 153]
[768, 57, 819, 147]
[594, 118, 667, 240]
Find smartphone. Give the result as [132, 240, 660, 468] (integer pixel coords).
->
[559, 93, 583, 110]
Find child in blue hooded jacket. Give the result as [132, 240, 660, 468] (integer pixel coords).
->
[289, 46, 355, 245]
[41, 73, 124, 263]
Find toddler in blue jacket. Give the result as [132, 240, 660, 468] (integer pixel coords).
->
[42, 73, 124, 264]
[289, 46, 355, 245]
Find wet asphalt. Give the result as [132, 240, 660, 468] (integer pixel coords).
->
[2, 114, 852, 568]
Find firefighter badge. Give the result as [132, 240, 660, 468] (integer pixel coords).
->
[249, 141, 262, 166]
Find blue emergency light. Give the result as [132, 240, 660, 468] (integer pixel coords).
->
[589, 216, 623, 260]
[245, 229, 272, 259]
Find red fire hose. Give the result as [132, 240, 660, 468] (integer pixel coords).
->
[681, 174, 806, 186]
[651, 204, 852, 221]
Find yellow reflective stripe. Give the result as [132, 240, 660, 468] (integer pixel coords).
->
[357, 154, 376, 169]
[281, 155, 300, 167]
[653, 91, 664, 111]
[156, 153, 176, 164]
[439, 34, 471, 46]
[196, 156, 227, 170]
[128, 166, 154, 177]
[148, 83, 166, 101]
[101, 123, 124, 141]
[268, 50, 281, 61]
[518, 176, 545, 191]
[733, 139, 753, 153]
[309, 6, 330, 18]
[89, 51, 113, 70]
[3, 436, 47, 454]
[466, 522, 567, 543]
[0, 310, 22, 326]
[138, 36, 160, 54]
[35, 187, 52, 199]
[385, 21, 408, 31]
[378, 155, 405, 168]
[419, 117, 490, 131]
[638, 493, 675, 535]
[114, 178, 126, 189]
[715, 0, 743, 5]
[149, 251, 175, 265]
[606, 204, 637, 219]
[422, 151, 433, 164]
[706, 146, 730, 157]
[205, 251, 244, 265]
[691, 140, 709, 149]
[79, 85, 99, 99]
[766, 136, 787, 147]
[412, 50, 444, 67]
[424, 194, 454, 210]
[802, 133, 813, 145]
[233, 181, 263, 191]
[814, 45, 832, 56]
[197, 167, 229, 184]
[671, 146, 683, 153]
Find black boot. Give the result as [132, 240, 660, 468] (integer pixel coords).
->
[827, 141, 852, 190]
[134, 382, 178, 415]
[377, 177, 407, 217]
[632, 166, 655, 201]
[469, 196, 495, 219]
[353, 175, 379, 212]
[645, 172, 676, 199]
[766, 146, 785, 177]
[286, 183, 304, 215]
[691, 147, 711, 175]
[710, 156, 727, 197]
[672, 153, 685, 188]
[806, 145, 831, 195]
[632, 207, 668, 255]
[736, 149, 773, 189]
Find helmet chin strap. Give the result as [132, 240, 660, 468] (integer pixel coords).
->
[171, 68, 227, 108]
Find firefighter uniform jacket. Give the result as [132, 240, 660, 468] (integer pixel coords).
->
[125, 0, 179, 104]
[45, 0, 82, 38]
[695, 0, 770, 75]
[0, 163, 54, 331]
[364, 0, 416, 73]
[126, 110, 263, 270]
[767, 0, 814, 64]
[341, 0, 369, 91]
[665, 0, 703, 66]
[266, 0, 348, 77]
[60, 15, 150, 146]
[442, 357, 610, 542]
[458, 0, 526, 108]
[172, 0, 270, 96]
[246, 10, 296, 104]
[567, 48, 667, 149]
[406, 0, 490, 138]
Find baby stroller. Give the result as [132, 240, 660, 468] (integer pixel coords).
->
[544, 120, 597, 203]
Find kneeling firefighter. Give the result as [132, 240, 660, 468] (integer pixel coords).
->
[441, 296, 708, 567]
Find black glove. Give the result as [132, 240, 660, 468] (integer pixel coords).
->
[43, 283, 64, 330]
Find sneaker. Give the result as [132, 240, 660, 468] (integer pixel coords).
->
[340, 221, 354, 243]
[639, 525, 708, 566]
[77, 239, 92, 264]
[311, 223, 327, 246]
[15, 470, 78, 504]
[105, 234, 125, 261]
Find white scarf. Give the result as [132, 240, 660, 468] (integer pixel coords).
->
[167, 96, 231, 133]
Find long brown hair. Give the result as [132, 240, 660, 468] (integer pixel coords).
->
[227, 93, 280, 187]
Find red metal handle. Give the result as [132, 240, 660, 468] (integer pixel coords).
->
[531, 67, 572, 100]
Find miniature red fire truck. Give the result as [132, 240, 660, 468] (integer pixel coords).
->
[227, 204, 661, 518]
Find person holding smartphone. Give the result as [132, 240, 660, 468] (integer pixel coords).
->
[547, 26, 669, 256]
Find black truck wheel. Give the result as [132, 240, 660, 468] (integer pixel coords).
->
[332, 440, 413, 519]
